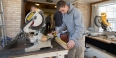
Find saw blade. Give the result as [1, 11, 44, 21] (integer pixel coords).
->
[94, 16, 102, 27]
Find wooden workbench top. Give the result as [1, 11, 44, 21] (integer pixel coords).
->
[0, 39, 66, 58]
[86, 36, 116, 44]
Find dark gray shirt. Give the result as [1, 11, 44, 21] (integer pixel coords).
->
[53, 11, 63, 27]
[46, 16, 51, 23]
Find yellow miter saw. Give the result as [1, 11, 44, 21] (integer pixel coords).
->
[94, 12, 116, 39]
[23, 9, 53, 52]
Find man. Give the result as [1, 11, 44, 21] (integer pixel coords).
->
[53, 11, 63, 31]
[56, 1, 85, 58]
[46, 14, 51, 32]
[30, 5, 38, 12]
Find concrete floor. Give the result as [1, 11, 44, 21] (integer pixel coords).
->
[84, 44, 116, 58]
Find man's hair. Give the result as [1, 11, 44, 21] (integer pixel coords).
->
[31, 5, 38, 8]
[57, 0, 66, 10]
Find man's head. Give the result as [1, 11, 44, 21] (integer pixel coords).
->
[30, 5, 38, 12]
[57, 0, 69, 14]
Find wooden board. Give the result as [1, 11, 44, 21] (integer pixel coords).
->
[55, 37, 69, 50]
[111, 39, 116, 42]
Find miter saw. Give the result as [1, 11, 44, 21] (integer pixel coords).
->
[1, 9, 54, 51]
[94, 12, 116, 39]
[23, 9, 53, 52]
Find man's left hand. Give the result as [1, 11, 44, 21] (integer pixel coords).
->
[67, 40, 75, 49]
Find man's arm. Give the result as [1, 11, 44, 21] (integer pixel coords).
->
[70, 9, 85, 41]
[58, 21, 67, 32]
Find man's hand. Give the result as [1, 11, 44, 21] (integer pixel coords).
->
[67, 40, 75, 49]
[52, 31, 59, 36]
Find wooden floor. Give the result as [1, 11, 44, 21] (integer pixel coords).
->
[84, 44, 116, 58]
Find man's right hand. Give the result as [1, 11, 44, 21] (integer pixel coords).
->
[67, 40, 75, 49]
[52, 31, 59, 36]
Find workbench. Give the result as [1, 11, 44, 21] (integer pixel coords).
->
[86, 36, 116, 55]
[0, 39, 68, 58]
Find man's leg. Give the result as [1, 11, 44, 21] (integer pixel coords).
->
[68, 47, 76, 58]
[75, 45, 84, 58]
[68, 36, 85, 58]
[47, 22, 50, 32]
[46, 23, 49, 32]
[48, 22, 51, 31]
[75, 37, 85, 58]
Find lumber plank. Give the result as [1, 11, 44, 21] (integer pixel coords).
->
[55, 37, 69, 50]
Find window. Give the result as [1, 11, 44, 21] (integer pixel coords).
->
[98, 3, 116, 32]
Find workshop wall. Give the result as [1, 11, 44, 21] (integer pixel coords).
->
[3, 0, 21, 38]
[74, 2, 90, 29]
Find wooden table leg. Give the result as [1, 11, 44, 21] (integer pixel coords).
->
[56, 55, 64, 58]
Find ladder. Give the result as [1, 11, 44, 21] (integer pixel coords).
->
[0, 0, 7, 50]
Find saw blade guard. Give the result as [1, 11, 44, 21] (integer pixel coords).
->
[23, 9, 45, 33]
